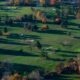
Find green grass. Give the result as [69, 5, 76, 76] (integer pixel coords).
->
[0, 7, 33, 17]
[0, 5, 80, 80]
[0, 1, 7, 5]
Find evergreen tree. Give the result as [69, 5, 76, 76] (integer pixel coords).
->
[36, 40, 42, 50]
[4, 27, 8, 33]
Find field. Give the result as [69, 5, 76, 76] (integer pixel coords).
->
[0, 2, 80, 80]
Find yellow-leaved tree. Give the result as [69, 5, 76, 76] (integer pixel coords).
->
[14, 0, 20, 5]
[39, 0, 45, 6]
[36, 10, 42, 20]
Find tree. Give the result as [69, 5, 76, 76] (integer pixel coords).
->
[27, 23, 32, 31]
[76, 10, 80, 19]
[36, 40, 42, 50]
[61, 19, 68, 28]
[4, 27, 8, 33]
[55, 62, 64, 74]
[76, 0, 80, 19]
[32, 25, 38, 31]
[36, 10, 42, 20]
[76, 55, 80, 74]
[11, 0, 20, 5]
[41, 25, 49, 31]
[50, 0, 56, 6]
[41, 17, 47, 23]
[39, 0, 45, 6]
[41, 48, 49, 59]
[54, 17, 61, 24]
[24, 0, 32, 5]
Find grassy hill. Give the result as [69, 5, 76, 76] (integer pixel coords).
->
[0, 3, 80, 80]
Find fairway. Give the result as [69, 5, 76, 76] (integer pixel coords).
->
[0, 1, 80, 80]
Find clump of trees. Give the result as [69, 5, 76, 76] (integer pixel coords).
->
[76, 10, 80, 19]
[55, 58, 80, 74]
[33, 10, 47, 23]
[9, 0, 20, 6]
[55, 62, 64, 75]
[39, 0, 46, 6]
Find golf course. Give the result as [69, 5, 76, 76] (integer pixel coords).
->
[0, 0, 80, 80]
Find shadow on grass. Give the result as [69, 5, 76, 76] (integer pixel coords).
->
[45, 21, 56, 24]
[0, 38, 30, 46]
[0, 38, 51, 49]
[42, 44, 51, 47]
[60, 54, 76, 58]
[37, 29, 67, 35]
[48, 57, 66, 62]
[0, 62, 43, 78]
[44, 72, 73, 80]
[74, 36, 80, 39]
[0, 62, 75, 80]
[66, 27, 80, 31]
[69, 22, 80, 26]
[7, 33, 41, 40]
[56, 49, 79, 54]
[0, 48, 39, 57]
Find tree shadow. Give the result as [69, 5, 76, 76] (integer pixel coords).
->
[69, 22, 80, 26]
[0, 38, 31, 46]
[44, 72, 73, 80]
[0, 48, 39, 57]
[37, 29, 67, 35]
[66, 27, 80, 31]
[46, 21, 56, 24]
[0, 38, 46, 51]
[60, 54, 76, 58]
[42, 44, 51, 47]
[0, 22, 23, 28]
[12, 63, 43, 74]
[48, 58, 66, 62]
[0, 61, 43, 78]
[74, 36, 80, 39]
[68, 15, 76, 20]
[7, 33, 41, 40]
[56, 49, 79, 54]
